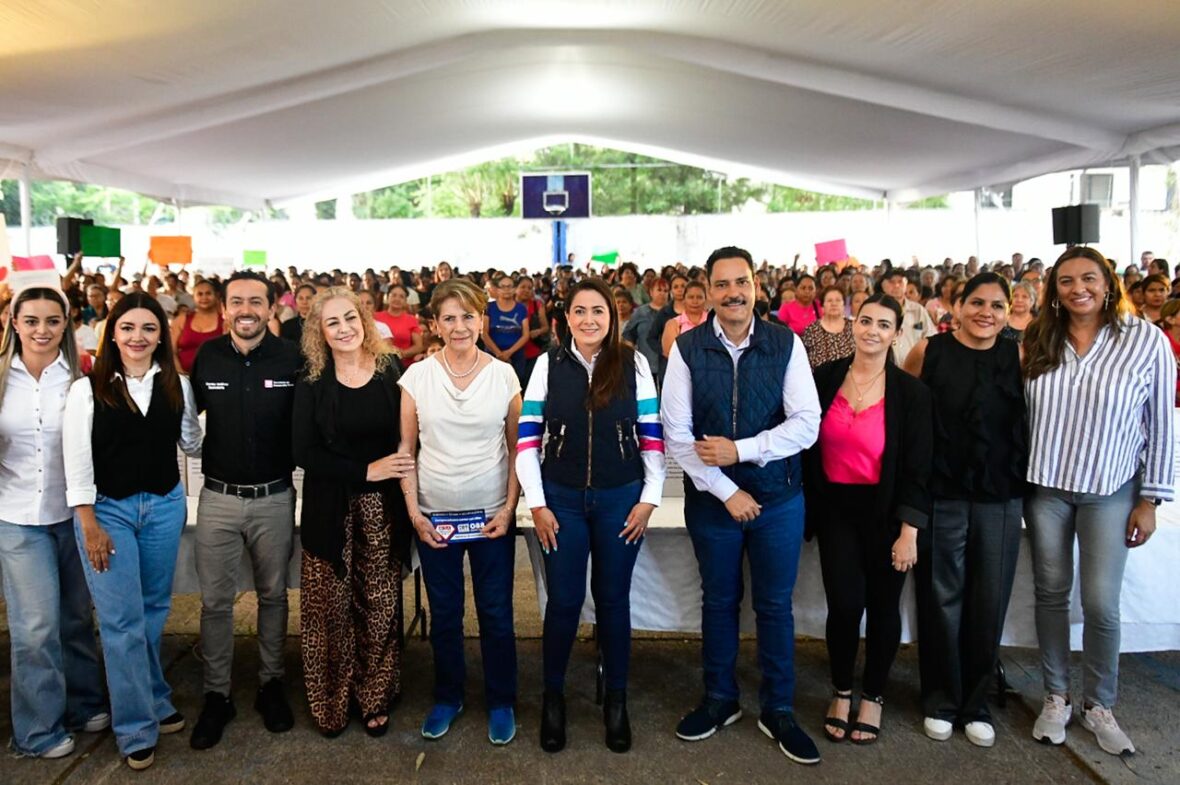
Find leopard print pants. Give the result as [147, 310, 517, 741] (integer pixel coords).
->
[301, 491, 403, 733]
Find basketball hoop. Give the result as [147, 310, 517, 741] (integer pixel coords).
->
[543, 190, 569, 216]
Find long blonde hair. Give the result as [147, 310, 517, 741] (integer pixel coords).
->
[301, 287, 394, 381]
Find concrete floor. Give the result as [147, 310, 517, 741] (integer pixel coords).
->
[0, 542, 1176, 784]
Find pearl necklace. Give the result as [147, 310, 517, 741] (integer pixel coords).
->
[441, 349, 479, 378]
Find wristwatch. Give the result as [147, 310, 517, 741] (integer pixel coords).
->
[1142, 496, 1163, 507]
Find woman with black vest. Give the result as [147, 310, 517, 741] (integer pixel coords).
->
[904, 273, 1026, 748]
[63, 292, 202, 771]
[293, 288, 414, 738]
[516, 278, 665, 753]
[803, 293, 932, 746]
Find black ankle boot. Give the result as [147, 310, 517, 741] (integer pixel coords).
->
[540, 690, 566, 752]
[604, 689, 631, 753]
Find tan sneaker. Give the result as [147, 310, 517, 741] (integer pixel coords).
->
[1032, 694, 1071, 745]
[1080, 705, 1135, 756]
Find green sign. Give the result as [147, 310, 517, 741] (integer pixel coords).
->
[243, 249, 267, 267]
[591, 251, 619, 265]
[79, 225, 121, 257]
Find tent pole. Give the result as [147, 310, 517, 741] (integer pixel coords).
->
[1128, 155, 1141, 267]
[973, 187, 982, 264]
[18, 165, 32, 255]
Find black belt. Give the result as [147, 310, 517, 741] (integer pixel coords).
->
[205, 477, 291, 499]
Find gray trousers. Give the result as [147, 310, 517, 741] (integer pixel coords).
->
[916, 497, 1022, 723]
[195, 486, 295, 695]
[1025, 479, 1135, 709]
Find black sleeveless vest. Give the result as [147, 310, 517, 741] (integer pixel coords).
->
[91, 377, 183, 499]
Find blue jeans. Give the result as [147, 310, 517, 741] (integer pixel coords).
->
[1025, 479, 1135, 708]
[685, 491, 804, 712]
[74, 484, 187, 755]
[541, 480, 643, 692]
[417, 530, 517, 709]
[0, 519, 105, 755]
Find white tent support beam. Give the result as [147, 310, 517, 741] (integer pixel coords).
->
[973, 187, 982, 264]
[1129, 155, 1141, 266]
[18, 165, 31, 256]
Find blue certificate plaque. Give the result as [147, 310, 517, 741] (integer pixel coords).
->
[429, 509, 488, 543]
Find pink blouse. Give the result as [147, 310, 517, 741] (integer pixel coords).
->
[819, 390, 885, 484]
[777, 298, 819, 335]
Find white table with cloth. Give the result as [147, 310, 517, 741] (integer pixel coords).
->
[519, 459, 1180, 652]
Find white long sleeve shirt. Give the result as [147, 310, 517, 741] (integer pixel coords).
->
[63, 363, 203, 507]
[0, 353, 74, 525]
[660, 317, 820, 503]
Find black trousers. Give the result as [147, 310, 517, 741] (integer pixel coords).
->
[816, 484, 908, 698]
[915, 497, 1022, 723]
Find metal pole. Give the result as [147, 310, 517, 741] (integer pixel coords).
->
[18, 164, 32, 255]
[1128, 155, 1141, 267]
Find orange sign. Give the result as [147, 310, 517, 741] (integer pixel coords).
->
[149, 235, 193, 265]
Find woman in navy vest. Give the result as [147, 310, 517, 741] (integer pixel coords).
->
[516, 278, 665, 754]
[63, 292, 202, 771]
[803, 293, 932, 746]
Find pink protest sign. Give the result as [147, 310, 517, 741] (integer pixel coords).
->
[815, 239, 848, 266]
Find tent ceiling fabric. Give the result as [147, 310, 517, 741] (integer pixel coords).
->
[2, 0, 1180, 208]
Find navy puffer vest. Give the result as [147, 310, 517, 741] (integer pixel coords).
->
[541, 345, 644, 490]
[676, 314, 802, 505]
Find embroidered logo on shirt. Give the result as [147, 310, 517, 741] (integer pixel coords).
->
[264, 379, 294, 389]
[205, 381, 229, 391]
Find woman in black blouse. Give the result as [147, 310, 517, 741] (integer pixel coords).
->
[903, 273, 1026, 748]
[293, 288, 415, 737]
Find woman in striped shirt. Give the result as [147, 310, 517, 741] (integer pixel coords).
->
[1023, 247, 1175, 757]
[516, 278, 666, 755]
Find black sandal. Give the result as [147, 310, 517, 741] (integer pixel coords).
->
[850, 693, 884, 745]
[363, 713, 390, 738]
[823, 689, 853, 743]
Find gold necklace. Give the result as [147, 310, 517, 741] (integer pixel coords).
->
[847, 367, 885, 408]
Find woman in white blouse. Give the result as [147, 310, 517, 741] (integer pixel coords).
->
[398, 278, 522, 746]
[0, 287, 107, 759]
[63, 293, 202, 771]
[1023, 247, 1175, 757]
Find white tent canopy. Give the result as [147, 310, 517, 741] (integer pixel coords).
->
[3, 1, 1180, 209]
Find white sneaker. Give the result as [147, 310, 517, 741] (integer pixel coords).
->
[1080, 704, 1135, 755]
[1032, 694, 1071, 745]
[923, 717, 953, 741]
[39, 736, 75, 759]
[965, 721, 996, 748]
[82, 711, 111, 732]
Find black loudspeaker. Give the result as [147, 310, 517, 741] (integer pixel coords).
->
[1051, 205, 1100, 245]
[56, 217, 94, 255]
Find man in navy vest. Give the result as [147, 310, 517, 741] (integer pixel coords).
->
[661, 246, 822, 765]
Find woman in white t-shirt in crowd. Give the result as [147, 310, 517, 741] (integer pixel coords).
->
[398, 278, 523, 746]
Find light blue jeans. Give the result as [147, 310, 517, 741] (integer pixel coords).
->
[74, 484, 186, 756]
[0, 519, 106, 755]
[1025, 478, 1135, 708]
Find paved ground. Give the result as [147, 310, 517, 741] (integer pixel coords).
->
[0, 544, 1176, 784]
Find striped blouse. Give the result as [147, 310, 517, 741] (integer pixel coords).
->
[515, 347, 665, 510]
[1025, 317, 1175, 500]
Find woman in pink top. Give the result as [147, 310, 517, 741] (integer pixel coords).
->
[660, 281, 708, 358]
[778, 274, 820, 335]
[802, 293, 932, 747]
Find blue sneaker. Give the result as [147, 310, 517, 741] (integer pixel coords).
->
[421, 703, 463, 739]
[488, 707, 517, 745]
[676, 697, 742, 741]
